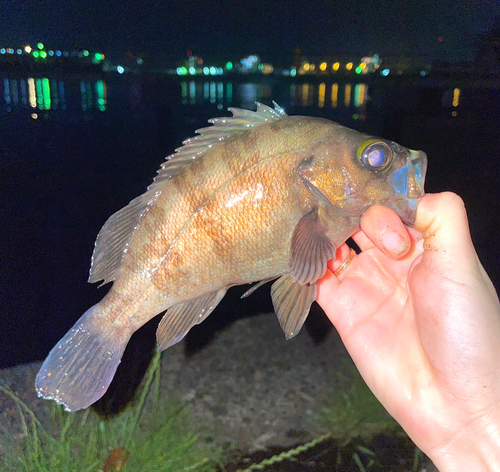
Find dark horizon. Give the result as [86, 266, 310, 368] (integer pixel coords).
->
[1, 0, 498, 65]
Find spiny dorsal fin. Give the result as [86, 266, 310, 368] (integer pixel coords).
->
[89, 102, 287, 285]
[147, 101, 286, 194]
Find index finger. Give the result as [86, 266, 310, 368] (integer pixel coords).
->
[355, 205, 412, 259]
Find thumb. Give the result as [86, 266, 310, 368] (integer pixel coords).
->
[414, 192, 481, 280]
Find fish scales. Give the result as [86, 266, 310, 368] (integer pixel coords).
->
[35, 103, 427, 411]
[115, 116, 330, 311]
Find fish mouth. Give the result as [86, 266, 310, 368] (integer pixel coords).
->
[386, 198, 420, 226]
[387, 149, 428, 227]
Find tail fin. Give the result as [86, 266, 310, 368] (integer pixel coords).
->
[35, 304, 130, 412]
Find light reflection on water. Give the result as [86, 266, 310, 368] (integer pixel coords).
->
[1, 77, 107, 113]
[0, 76, 463, 120]
[180, 80, 369, 112]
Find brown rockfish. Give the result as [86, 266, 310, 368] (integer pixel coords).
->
[36, 103, 427, 411]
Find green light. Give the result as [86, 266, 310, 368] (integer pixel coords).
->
[258, 63, 263, 70]
[42, 78, 51, 110]
[33, 51, 39, 58]
[226, 61, 233, 70]
[95, 53, 102, 61]
[354, 85, 360, 107]
[355, 66, 362, 74]
[35, 79, 44, 109]
[181, 81, 187, 104]
[96, 80, 106, 111]
[83, 50, 89, 57]
[37, 43, 44, 50]
[40, 51, 47, 58]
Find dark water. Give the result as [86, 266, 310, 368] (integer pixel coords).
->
[1, 74, 499, 369]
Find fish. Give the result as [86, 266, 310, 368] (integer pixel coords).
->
[35, 102, 427, 411]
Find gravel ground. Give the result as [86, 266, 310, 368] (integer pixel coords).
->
[0, 308, 353, 454]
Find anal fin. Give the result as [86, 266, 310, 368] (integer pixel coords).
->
[156, 289, 227, 352]
[271, 274, 318, 340]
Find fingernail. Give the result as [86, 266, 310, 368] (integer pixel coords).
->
[380, 227, 409, 257]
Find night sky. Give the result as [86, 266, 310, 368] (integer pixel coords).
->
[1, 0, 498, 63]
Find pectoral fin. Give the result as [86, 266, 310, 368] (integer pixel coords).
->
[157, 289, 227, 352]
[290, 208, 336, 285]
[271, 274, 318, 339]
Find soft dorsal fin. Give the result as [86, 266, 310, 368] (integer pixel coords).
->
[89, 102, 287, 285]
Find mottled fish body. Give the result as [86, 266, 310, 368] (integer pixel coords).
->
[36, 103, 427, 411]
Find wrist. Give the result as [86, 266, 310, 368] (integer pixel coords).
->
[426, 411, 500, 472]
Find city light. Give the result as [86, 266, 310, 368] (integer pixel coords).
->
[344, 84, 351, 107]
[318, 82, 325, 108]
[0, 43, 448, 80]
[331, 83, 338, 108]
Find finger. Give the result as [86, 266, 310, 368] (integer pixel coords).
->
[327, 243, 352, 273]
[414, 192, 475, 268]
[351, 229, 373, 252]
[360, 205, 411, 259]
[317, 267, 341, 314]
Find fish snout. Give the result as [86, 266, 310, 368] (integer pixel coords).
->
[388, 149, 428, 226]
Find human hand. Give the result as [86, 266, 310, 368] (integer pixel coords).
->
[317, 192, 500, 471]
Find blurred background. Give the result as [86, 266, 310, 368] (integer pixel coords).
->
[1, 0, 499, 369]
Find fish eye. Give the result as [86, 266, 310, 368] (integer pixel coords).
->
[358, 140, 393, 172]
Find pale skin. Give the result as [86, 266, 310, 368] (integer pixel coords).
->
[317, 192, 500, 471]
